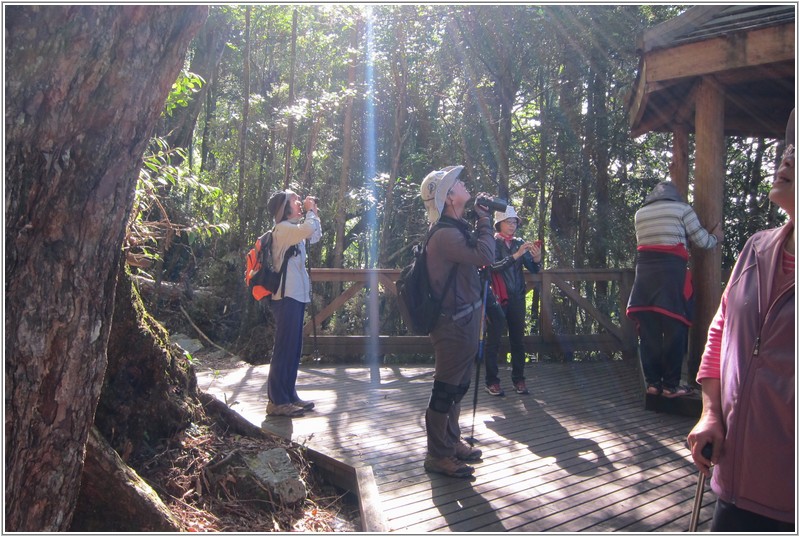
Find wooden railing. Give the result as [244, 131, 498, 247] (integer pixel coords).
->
[302, 268, 637, 361]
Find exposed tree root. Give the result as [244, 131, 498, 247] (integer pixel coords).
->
[133, 419, 359, 532]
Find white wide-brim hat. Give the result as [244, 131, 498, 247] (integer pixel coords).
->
[494, 204, 523, 227]
[420, 165, 464, 224]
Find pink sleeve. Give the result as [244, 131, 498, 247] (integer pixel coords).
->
[697, 294, 726, 382]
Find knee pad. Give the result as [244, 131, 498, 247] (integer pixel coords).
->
[452, 383, 470, 404]
[428, 380, 460, 413]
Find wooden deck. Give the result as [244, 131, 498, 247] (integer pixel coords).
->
[196, 358, 713, 532]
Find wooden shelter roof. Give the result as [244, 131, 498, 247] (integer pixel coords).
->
[629, 5, 795, 138]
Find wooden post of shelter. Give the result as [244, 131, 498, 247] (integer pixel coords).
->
[670, 121, 690, 199]
[689, 76, 725, 383]
[628, 5, 794, 394]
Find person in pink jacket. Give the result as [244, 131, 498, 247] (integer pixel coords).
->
[687, 109, 795, 531]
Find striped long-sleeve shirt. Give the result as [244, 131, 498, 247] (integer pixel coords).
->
[634, 200, 718, 249]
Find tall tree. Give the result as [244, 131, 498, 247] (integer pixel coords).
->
[377, 9, 411, 266]
[282, 8, 299, 188]
[158, 10, 229, 161]
[333, 19, 362, 269]
[237, 6, 251, 238]
[4, 5, 206, 530]
[452, 5, 538, 197]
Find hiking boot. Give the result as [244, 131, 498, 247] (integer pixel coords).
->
[513, 380, 530, 395]
[424, 455, 475, 478]
[266, 402, 305, 417]
[454, 440, 482, 462]
[485, 383, 505, 396]
[292, 398, 315, 410]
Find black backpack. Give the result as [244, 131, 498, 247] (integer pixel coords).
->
[244, 230, 297, 301]
[396, 224, 457, 335]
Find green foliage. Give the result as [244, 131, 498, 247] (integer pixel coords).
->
[128, 136, 228, 269]
[150, 5, 785, 350]
[164, 69, 205, 117]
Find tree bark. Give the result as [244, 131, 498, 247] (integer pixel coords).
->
[95, 266, 201, 459]
[4, 5, 206, 531]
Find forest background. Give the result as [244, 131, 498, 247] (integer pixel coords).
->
[142, 4, 786, 362]
[4, 4, 791, 532]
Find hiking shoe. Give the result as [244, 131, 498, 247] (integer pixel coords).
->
[513, 380, 530, 394]
[485, 383, 505, 396]
[424, 455, 475, 478]
[292, 398, 315, 410]
[266, 402, 305, 417]
[454, 440, 482, 462]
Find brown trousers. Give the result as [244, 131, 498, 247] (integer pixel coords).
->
[425, 310, 480, 458]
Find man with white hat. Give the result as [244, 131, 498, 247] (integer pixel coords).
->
[418, 165, 495, 478]
[484, 205, 542, 397]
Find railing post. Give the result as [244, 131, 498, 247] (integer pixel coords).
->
[366, 269, 381, 384]
[619, 269, 638, 360]
[540, 272, 554, 358]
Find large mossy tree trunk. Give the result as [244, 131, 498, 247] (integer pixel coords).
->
[4, 6, 207, 531]
[71, 266, 255, 531]
[95, 265, 201, 461]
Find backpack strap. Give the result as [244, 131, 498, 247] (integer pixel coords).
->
[424, 222, 458, 302]
[276, 244, 297, 297]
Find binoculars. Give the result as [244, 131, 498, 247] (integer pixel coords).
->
[475, 196, 507, 212]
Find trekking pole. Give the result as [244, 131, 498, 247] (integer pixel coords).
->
[466, 269, 491, 446]
[689, 443, 713, 532]
[305, 242, 320, 358]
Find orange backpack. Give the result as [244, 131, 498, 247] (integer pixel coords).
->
[244, 230, 299, 301]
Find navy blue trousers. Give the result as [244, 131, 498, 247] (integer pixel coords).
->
[634, 310, 687, 390]
[268, 297, 306, 405]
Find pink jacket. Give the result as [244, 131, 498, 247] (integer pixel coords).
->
[698, 223, 795, 522]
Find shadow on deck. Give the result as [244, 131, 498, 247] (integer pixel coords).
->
[196, 358, 712, 532]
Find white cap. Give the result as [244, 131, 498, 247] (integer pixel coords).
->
[494, 205, 523, 226]
[420, 165, 464, 224]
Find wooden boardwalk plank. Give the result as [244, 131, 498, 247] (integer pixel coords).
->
[196, 358, 708, 532]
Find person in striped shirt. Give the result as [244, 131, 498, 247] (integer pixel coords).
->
[626, 181, 723, 398]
